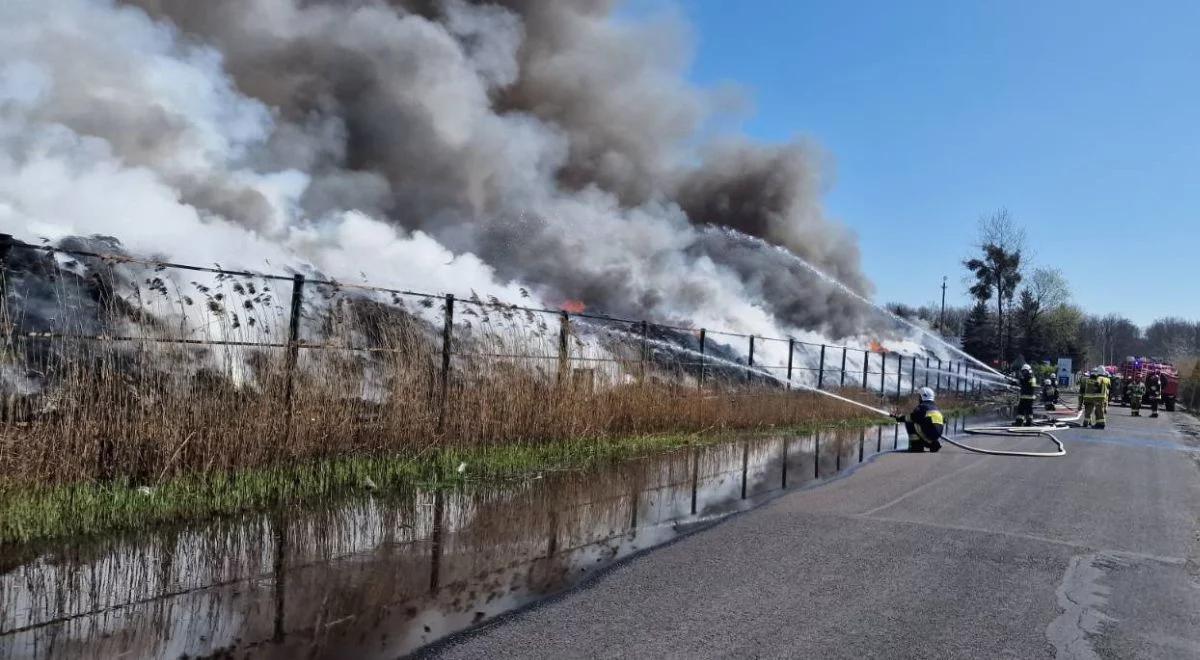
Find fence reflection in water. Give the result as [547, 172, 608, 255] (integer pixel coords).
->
[0, 422, 915, 659]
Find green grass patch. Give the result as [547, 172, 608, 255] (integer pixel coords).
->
[0, 406, 982, 548]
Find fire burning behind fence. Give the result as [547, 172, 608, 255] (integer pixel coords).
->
[0, 236, 998, 491]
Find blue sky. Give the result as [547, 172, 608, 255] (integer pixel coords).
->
[625, 0, 1200, 326]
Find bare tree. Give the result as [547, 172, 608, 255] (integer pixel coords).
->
[1082, 314, 1143, 365]
[977, 207, 1028, 255]
[1144, 317, 1200, 360]
[1026, 268, 1070, 310]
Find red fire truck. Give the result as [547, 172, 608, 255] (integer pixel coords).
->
[1115, 359, 1179, 412]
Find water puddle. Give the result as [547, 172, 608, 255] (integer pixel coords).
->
[0, 415, 983, 658]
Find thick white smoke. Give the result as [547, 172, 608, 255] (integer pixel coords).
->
[0, 0, 951, 367]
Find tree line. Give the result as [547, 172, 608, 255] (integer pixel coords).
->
[889, 208, 1200, 372]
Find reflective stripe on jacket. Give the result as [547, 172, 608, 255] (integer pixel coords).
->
[1019, 375, 1038, 400]
[1081, 376, 1110, 400]
[906, 402, 945, 441]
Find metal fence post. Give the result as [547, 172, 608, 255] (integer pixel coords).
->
[639, 321, 649, 383]
[283, 274, 305, 438]
[924, 357, 931, 387]
[936, 358, 943, 391]
[0, 233, 12, 409]
[698, 328, 706, 390]
[747, 335, 755, 383]
[880, 351, 887, 394]
[0, 234, 10, 423]
[437, 294, 454, 433]
[840, 347, 848, 387]
[786, 338, 795, 390]
[896, 352, 903, 398]
[0, 234, 11, 326]
[817, 344, 826, 389]
[557, 311, 570, 385]
[862, 350, 869, 389]
[910, 355, 918, 394]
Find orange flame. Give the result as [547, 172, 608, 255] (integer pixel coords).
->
[560, 299, 586, 313]
[868, 340, 886, 353]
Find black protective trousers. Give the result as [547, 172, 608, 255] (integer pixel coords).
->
[1015, 398, 1035, 425]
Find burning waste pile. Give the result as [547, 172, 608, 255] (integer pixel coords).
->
[0, 0, 997, 487]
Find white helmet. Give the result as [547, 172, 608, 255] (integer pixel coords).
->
[1044, 378, 1052, 386]
[1092, 367, 1106, 376]
[1021, 363, 1032, 372]
[918, 386, 936, 402]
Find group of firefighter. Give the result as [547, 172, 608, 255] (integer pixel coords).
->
[893, 363, 1166, 453]
[1013, 363, 1164, 430]
[1079, 368, 1165, 428]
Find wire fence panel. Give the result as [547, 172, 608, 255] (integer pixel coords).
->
[0, 236, 994, 486]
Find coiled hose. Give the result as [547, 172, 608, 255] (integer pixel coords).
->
[944, 408, 1079, 458]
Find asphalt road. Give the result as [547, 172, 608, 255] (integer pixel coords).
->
[429, 408, 1200, 659]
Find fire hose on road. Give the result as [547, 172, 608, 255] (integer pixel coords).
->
[807, 387, 1074, 459]
[937, 398, 1081, 458]
[940, 414, 1072, 458]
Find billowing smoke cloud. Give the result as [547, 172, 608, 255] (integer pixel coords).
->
[1, 0, 878, 342]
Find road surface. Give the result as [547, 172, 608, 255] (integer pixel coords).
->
[427, 409, 1200, 659]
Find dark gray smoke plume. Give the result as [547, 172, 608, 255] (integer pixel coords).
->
[3, 0, 875, 341]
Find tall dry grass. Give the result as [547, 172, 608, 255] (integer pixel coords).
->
[0, 249, 955, 491]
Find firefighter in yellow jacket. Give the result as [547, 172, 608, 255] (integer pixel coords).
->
[1129, 379, 1146, 416]
[892, 387, 945, 452]
[1080, 367, 1111, 429]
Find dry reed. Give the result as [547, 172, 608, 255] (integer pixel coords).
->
[0, 248, 969, 492]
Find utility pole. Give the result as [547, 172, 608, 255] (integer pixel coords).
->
[938, 276, 947, 335]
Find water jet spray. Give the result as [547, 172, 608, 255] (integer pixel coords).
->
[706, 228, 1012, 382]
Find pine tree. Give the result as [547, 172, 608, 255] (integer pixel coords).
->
[1015, 288, 1048, 362]
[962, 301, 998, 364]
